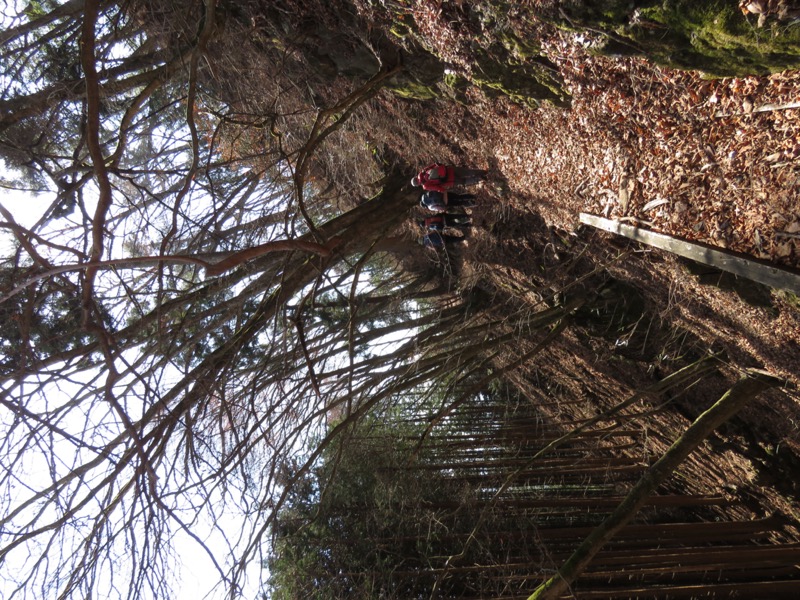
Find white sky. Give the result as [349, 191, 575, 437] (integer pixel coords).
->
[0, 2, 267, 596]
[0, 175, 51, 241]
[0, 168, 266, 599]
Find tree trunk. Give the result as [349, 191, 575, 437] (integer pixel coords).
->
[527, 369, 783, 600]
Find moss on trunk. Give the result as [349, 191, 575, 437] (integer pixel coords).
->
[561, 0, 800, 76]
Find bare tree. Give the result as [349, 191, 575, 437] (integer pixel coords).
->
[0, 2, 423, 597]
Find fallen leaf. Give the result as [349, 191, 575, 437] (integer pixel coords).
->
[776, 241, 793, 257]
[641, 198, 670, 213]
[618, 174, 635, 213]
[786, 221, 800, 233]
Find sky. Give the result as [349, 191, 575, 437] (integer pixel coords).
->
[0, 2, 267, 596]
[0, 175, 266, 599]
[0, 167, 51, 243]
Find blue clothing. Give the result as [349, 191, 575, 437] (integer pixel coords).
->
[419, 191, 476, 212]
[420, 232, 466, 248]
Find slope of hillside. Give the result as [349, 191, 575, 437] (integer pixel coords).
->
[381, 2, 800, 524]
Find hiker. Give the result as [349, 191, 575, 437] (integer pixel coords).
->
[418, 231, 467, 249]
[411, 163, 487, 192]
[419, 214, 471, 231]
[419, 190, 476, 212]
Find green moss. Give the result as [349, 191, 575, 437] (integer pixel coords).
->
[386, 79, 440, 100]
[496, 29, 541, 62]
[442, 73, 471, 104]
[627, 1, 800, 76]
[389, 21, 412, 40]
[443, 72, 459, 88]
[384, 4, 570, 108]
[776, 290, 800, 313]
[453, 30, 571, 108]
[471, 47, 570, 108]
[566, 0, 800, 77]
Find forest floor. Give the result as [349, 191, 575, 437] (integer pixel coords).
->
[394, 20, 800, 537]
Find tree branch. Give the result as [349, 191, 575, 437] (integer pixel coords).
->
[527, 369, 784, 600]
[0, 239, 338, 303]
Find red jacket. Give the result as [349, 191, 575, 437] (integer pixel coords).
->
[424, 216, 444, 229]
[417, 164, 454, 193]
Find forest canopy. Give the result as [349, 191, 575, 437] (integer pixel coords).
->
[0, 0, 427, 596]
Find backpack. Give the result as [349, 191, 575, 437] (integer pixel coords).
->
[424, 216, 444, 231]
[426, 165, 446, 180]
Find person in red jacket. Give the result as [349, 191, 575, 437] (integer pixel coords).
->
[411, 163, 487, 193]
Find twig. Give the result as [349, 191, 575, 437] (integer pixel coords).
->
[617, 216, 654, 227]
[714, 100, 800, 118]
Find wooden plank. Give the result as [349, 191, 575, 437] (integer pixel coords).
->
[579, 213, 800, 294]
